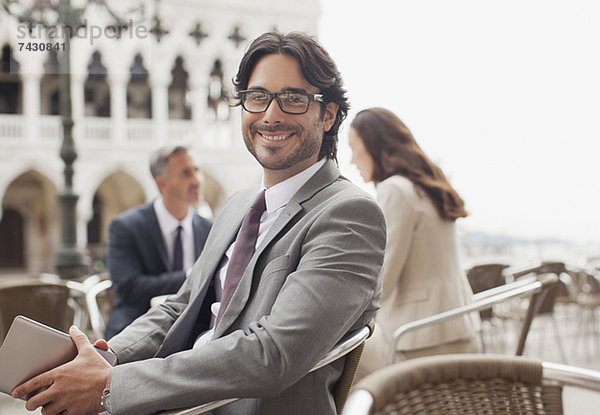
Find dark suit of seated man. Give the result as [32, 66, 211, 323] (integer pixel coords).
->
[105, 146, 212, 338]
[13, 32, 386, 415]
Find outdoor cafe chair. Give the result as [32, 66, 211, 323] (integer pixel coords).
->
[495, 262, 568, 362]
[465, 262, 509, 351]
[0, 280, 74, 344]
[556, 263, 600, 358]
[342, 353, 600, 415]
[387, 273, 559, 365]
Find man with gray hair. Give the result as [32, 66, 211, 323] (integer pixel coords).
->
[104, 146, 212, 338]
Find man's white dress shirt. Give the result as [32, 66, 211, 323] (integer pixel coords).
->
[193, 158, 327, 348]
[153, 197, 196, 271]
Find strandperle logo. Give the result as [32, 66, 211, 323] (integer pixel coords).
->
[16, 19, 149, 46]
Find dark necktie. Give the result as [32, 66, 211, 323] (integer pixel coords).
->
[216, 190, 266, 325]
[155, 191, 266, 357]
[172, 225, 183, 271]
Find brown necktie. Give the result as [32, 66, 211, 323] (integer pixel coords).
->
[216, 190, 266, 325]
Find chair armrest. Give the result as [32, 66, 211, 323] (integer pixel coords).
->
[86, 279, 113, 340]
[542, 361, 600, 391]
[387, 273, 559, 364]
[501, 260, 544, 279]
[158, 324, 373, 415]
[340, 389, 374, 415]
[159, 399, 239, 415]
[471, 274, 536, 301]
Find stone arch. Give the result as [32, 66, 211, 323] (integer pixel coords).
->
[84, 51, 110, 117]
[201, 170, 226, 218]
[0, 208, 24, 268]
[168, 55, 191, 120]
[0, 170, 58, 275]
[40, 50, 61, 115]
[207, 58, 230, 121]
[86, 171, 146, 265]
[127, 52, 152, 118]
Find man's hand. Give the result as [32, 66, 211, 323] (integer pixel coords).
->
[12, 326, 114, 415]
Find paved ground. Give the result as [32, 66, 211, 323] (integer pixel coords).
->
[1, 301, 600, 414]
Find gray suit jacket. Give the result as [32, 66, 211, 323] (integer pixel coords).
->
[107, 160, 386, 415]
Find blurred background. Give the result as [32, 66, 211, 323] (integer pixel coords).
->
[320, 0, 600, 266]
[0, 0, 598, 279]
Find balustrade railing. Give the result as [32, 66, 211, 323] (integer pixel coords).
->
[168, 119, 198, 144]
[0, 114, 236, 150]
[0, 115, 26, 144]
[83, 117, 112, 142]
[127, 119, 154, 143]
[40, 115, 61, 142]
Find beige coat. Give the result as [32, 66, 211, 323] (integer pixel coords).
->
[373, 175, 479, 352]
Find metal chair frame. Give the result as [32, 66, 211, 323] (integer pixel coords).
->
[86, 278, 114, 340]
[386, 273, 559, 364]
[39, 272, 103, 328]
[465, 263, 509, 352]
[557, 263, 600, 357]
[41, 272, 114, 340]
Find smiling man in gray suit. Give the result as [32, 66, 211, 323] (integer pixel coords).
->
[14, 32, 386, 415]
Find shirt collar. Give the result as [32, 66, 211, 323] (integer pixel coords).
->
[262, 158, 327, 213]
[153, 197, 194, 234]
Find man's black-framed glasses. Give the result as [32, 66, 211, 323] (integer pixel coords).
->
[238, 89, 324, 114]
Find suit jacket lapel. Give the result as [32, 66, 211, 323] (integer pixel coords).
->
[214, 160, 341, 337]
[192, 215, 208, 258]
[196, 193, 255, 287]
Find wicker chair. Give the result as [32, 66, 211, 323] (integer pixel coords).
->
[343, 353, 600, 415]
[465, 263, 509, 351]
[466, 263, 509, 318]
[0, 280, 74, 344]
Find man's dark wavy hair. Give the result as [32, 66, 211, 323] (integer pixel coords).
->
[233, 31, 349, 162]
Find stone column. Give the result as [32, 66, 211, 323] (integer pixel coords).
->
[222, 53, 241, 149]
[70, 72, 85, 146]
[109, 72, 128, 145]
[22, 72, 41, 144]
[151, 71, 170, 146]
[190, 61, 211, 148]
[71, 73, 85, 124]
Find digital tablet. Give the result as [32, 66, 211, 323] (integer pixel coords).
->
[0, 315, 117, 396]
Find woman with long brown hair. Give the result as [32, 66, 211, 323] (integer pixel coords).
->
[349, 107, 480, 377]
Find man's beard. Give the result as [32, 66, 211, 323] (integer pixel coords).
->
[243, 120, 322, 171]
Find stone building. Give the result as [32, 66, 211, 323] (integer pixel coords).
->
[0, 0, 320, 276]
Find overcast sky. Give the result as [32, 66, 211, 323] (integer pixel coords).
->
[318, 0, 600, 248]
